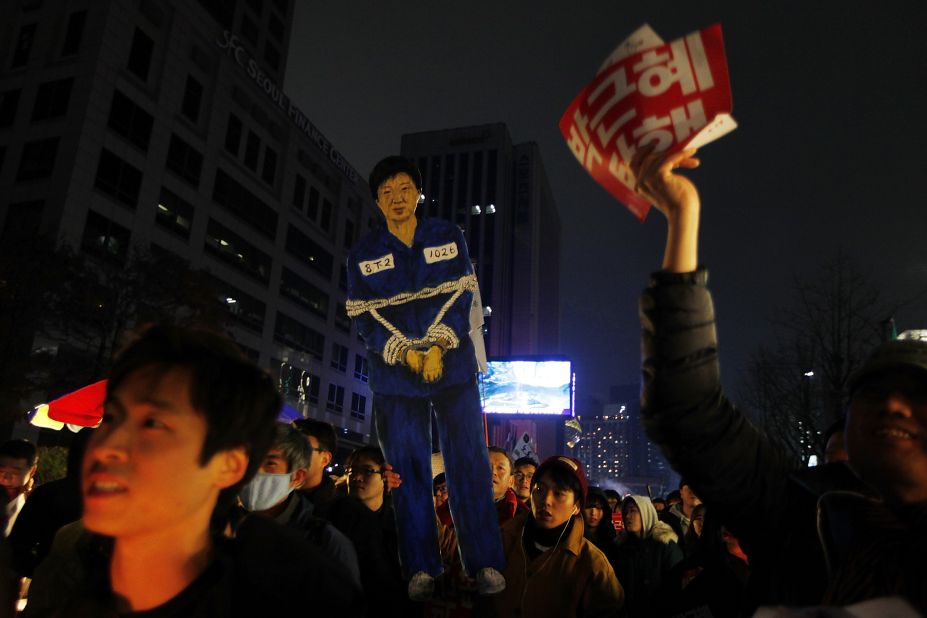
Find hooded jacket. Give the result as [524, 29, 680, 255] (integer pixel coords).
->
[612, 495, 683, 617]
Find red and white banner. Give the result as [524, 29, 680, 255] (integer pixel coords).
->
[560, 24, 737, 221]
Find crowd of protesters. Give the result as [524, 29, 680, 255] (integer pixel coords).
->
[0, 152, 924, 617]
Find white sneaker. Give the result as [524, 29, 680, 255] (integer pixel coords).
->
[408, 571, 435, 602]
[476, 567, 506, 595]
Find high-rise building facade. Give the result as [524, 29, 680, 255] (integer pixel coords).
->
[400, 123, 561, 358]
[572, 385, 678, 496]
[574, 403, 633, 485]
[0, 0, 379, 452]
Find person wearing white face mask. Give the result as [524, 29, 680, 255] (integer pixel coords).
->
[238, 423, 362, 592]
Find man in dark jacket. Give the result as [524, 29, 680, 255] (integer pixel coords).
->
[631, 145, 927, 612]
[238, 423, 361, 592]
[24, 325, 360, 616]
[293, 418, 394, 608]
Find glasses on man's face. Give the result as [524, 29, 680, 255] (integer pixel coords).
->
[514, 472, 533, 482]
[346, 466, 382, 478]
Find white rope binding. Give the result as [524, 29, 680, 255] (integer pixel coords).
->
[348, 274, 477, 365]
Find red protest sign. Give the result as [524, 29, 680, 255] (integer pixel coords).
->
[560, 24, 736, 221]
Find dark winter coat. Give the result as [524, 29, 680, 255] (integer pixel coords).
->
[611, 496, 683, 617]
[302, 475, 395, 609]
[639, 269, 925, 611]
[23, 515, 363, 617]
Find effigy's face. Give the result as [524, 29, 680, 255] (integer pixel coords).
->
[376, 173, 419, 227]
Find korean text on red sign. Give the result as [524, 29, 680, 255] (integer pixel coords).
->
[560, 24, 737, 221]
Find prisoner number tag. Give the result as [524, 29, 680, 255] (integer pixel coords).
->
[424, 242, 458, 264]
[359, 254, 395, 276]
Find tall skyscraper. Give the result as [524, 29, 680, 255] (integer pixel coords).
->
[400, 123, 561, 357]
[0, 0, 379, 454]
[572, 384, 677, 495]
[574, 403, 633, 485]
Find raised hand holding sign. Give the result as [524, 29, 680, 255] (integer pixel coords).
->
[560, 23, 736, 220]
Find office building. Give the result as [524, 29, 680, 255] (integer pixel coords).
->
[400, 123, 561, 358]
[0, 0, 379, 453]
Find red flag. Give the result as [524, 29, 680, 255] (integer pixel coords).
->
[560, 24, 736, 221]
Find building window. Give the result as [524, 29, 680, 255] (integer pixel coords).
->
[279, 266, 328, 319]
[0, 90, 22, 127]
[263, 42, 280, 71]
[81, 210, 130, 262]
[292, 174, 306, 210]
[334, 302, 351, 334]
[156, 187, 194, 239]
[320, 199, 333, 232]
[211, 276, 266, 333]
[274, 312, 324, 359]
[212, 168, 278, 239]
[204, 218, 272, 284]
[16, 137, 59, 182]
[127, 28, 154, 81]
[331, 343, 348, 372]
[326, 384, 344, 414]
[94, 148, 142, 207]
[166, 134, 203, 187]
[181, 75, 203, 123]
[243, 131, 260, 170]
[240, 14, 259, 46]
[107, 90, 153, 151]
[305, 373, 320, 405]
[350, 393, 366, 421]
[261, 146, 277, 186]
[11, 24, 37, 69]
[353, 355, 368, 383]
[196, 0, 234, 29]
[285, 225, 334, 279]
[224, 113, 242, 155]
[268, 14, 284, 41]
[61, 10, 87, 56]
[306, 186, 320, 220]
[32, 78, 73, 121]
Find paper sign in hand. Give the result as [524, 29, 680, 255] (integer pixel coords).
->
[560, 24, 737, 221]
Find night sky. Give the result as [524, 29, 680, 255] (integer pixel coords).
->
[285, 2, 927, 408]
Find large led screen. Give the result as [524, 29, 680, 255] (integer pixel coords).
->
[482, 359, 573, 415]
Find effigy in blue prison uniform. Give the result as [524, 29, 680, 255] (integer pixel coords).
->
[346, 216, 505, 579]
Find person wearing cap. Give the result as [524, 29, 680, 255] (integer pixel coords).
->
[632, 145, 927, 611]
[484, 456, 624, 617]
[347, 156, 505, 602]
